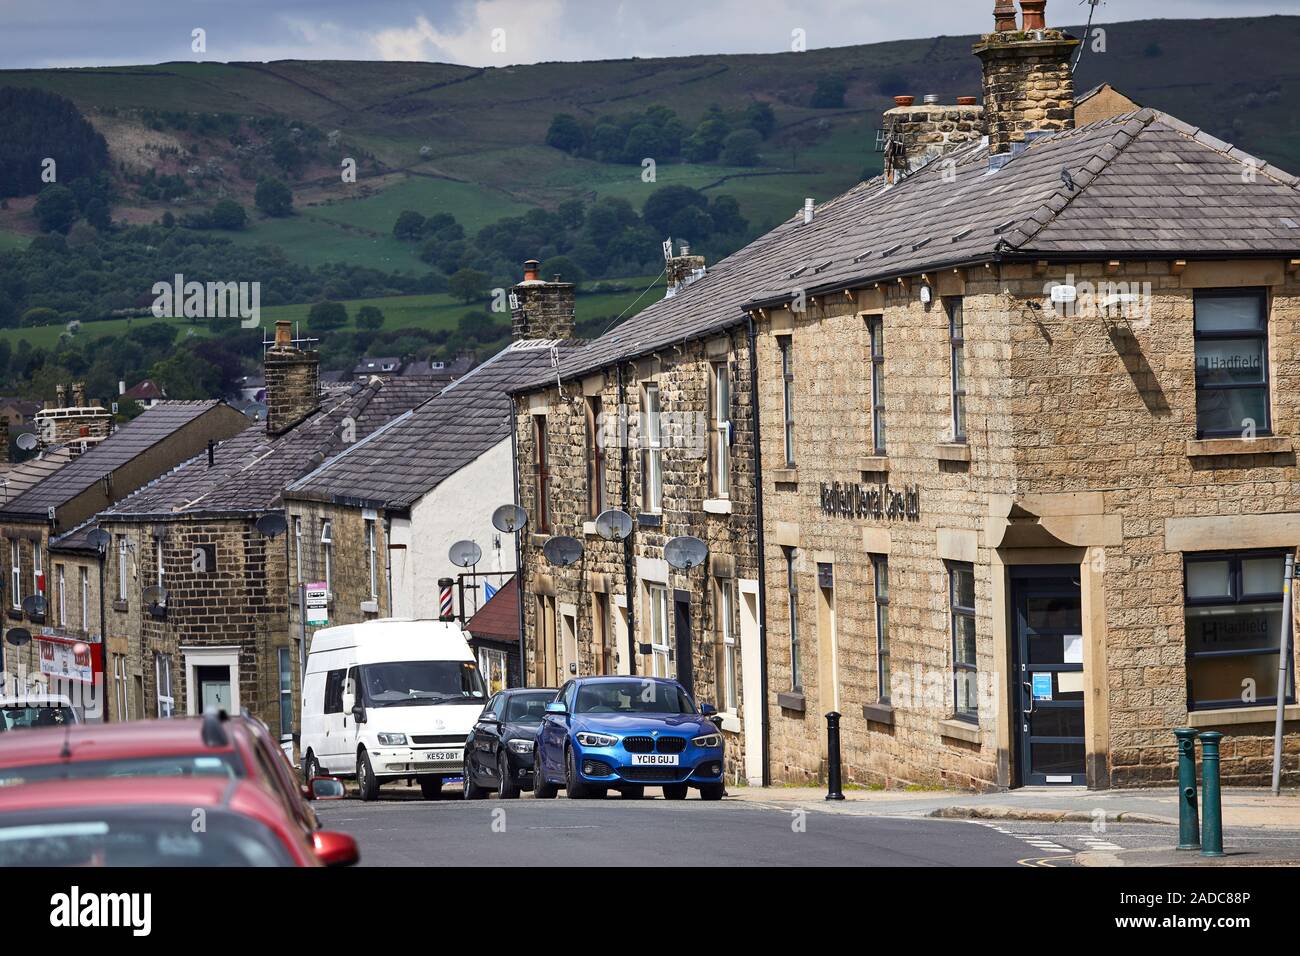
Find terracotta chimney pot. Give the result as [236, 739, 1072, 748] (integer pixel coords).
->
[993, 0, 1018, 31]
[274, 319, 292, 348]
[893, 95, 915, 108]
[1020, 0, 1047, 31]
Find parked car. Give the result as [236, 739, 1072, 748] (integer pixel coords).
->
[0, 711, 338, 836]
[0, 693, 81, 730]
[301, 618, 489, 800]
[534, 677, 725, 800]
[0, 776, 358, 867]
[463, 687, 557, 799]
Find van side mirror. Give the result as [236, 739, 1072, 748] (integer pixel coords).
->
[544, 701, 567, 715]
[351, 704, 366, 724]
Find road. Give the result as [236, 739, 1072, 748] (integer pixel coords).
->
[316, 790, 1057, 867]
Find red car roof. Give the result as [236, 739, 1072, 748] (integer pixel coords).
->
[0, 716, 238, 766]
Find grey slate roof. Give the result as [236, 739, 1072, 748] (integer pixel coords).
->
[102, 377, 444, 520]
[286, 340, 563, 510]
[0, 447, 75, 507]
[514, 107, 1300, 392]
[0, 402, 225, 519]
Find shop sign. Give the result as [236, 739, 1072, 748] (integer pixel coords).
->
[819, 481, 920, 521]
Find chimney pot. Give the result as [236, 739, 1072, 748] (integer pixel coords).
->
[274, 319, 292, 348]
[803, 198, 815, 224]
[957, 96, 979, 106]
[893, 95, 915, 108]
[1019, 0, 1047, 31]
[993, 0, 1017, 31]
[522, 259, 540, 282]
[923, 94, 940, 105]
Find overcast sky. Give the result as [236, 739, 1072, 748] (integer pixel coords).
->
[1, 0, 1297, 68]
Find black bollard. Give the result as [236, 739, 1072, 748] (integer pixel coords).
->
[825, 711, 845, 801]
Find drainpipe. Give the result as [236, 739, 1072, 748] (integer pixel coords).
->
[510, 406, 526, 687]
[97, 546, 107, 722]
[745, 313, 771, 787]
[618, 363, 636, 676]
[382, 515, 394, 617]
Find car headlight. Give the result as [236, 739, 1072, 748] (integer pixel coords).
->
[507, 738, 535, 754]
[692, 733, 722, 748]
[575, 731, 618, 748]
[376, 733, 408, 746]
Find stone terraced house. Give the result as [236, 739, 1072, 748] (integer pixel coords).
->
[511, 0, 1300, 791]
[93, 323, 441, 746]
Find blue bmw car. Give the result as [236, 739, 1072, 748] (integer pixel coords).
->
[534, 676, 725, 800]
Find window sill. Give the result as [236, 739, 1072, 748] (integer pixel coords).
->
[777, 690, 805, 712]
[939, 717, 980, 744]
[862, 702, 894, 726]
[936, 442, 971, 463]
[112, 600, 128, 613]
[719, 713, 742, 733]
[1186, 436, 1292, 458]
[702, 498, 732, 515]
[857, 456, 888, 473]
[360, 599, 379, 614]
[582, 521, 599, 536]
[6, 608, 21, 621]
[637, 513, 662, 528]
[530, 533, 551, 546]
[771, 468, 798, 484]
[1188, 704, 1300, 727]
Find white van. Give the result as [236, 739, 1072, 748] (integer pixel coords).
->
[300, 618, 488, 800]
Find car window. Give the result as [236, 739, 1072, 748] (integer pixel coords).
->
[249, 732, 312, 833]
[0, 807, 295, 867]
[503, 693, 555, 724]
[0, 753, 243, 787]
[324, 670, 345, 714]
[0, 706, 76, 730]
[482, 694, 500, 719]
[561, 682, 576, 711]
[573, 681, 694, 715]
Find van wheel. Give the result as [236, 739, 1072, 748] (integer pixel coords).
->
[356, 750, 380, 801]
[422, 776, 446, 800]
[662, 783, 688, 800]
[498, 753, 521, 799]
[565, 746, 596, 799]
[532, 750, 558, 799]
[303, 751, 321, 784]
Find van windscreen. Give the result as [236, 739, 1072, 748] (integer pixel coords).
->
[358, 661, 486, 707]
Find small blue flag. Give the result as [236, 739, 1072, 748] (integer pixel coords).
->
[483, 580, 498, 602]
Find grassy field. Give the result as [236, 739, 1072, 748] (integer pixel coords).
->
[220, 212, 425, 271]
[0, 231, 30, 253]
[0, 279, 664, 352]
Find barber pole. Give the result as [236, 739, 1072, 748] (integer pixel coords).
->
[438, 578, 454, 621]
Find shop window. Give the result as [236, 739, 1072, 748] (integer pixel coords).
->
[646, 583, 670, 677]
[1194, 290, 1270, 437]
[278, 647, 294, 738]
[155, 652, 175, 719]
[716, 578, 738, 713]
[874, 555, 891, 703]
[785, 548, 801, 691]
[1185, 551, 1294, 710]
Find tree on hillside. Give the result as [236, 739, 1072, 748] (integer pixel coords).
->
[307, 300, 348, 332]
[150, 351, 222, 400]
[542, 256, 585, 285]
[393, 210, 425, 240]
[642, 185, 709, 237]
[546, 113, 586, 153]
[722, 129, 762, 166]
[449, 268, 490, 305]
[0, 87, 110, 199]
[356, 305, 385, 331]
[210, 200, 248, 230]
[811, 76, 847, 109]
[683, 108, 730, 163]
[745, 102, 777, 139]
[33, 184, 78, 234]
[255, 177, 294, 217]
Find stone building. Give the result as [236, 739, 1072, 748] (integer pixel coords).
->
[284, 295, 566, 697]
[95, 323, 441, 744]
[0, 400, 248, 711]
[510, 254, 766, 786]
[509, 0, 1300, 792]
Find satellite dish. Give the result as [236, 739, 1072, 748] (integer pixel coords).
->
[21, 594, 46, 618]
[594, 509, 633, 541]
[664, 536, 708, 571]
[142, 585, 168, 607]
[255, 513, 288, 538]
[5, 627, 30, 647]
[448, 540, 483, 568]
[491, 504, 528, 534]
[86, 528, 111, 552]
[15, 433, 37, 451]
[542, 535, 583, 568]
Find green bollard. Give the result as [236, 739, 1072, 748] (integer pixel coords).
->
[1174, 727, 1200, 850]
[1198, 731, 1224, 858]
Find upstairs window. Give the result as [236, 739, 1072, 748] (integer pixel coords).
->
[1194, 290, 1269, 437]
[641, 384, 663, 513]
[532, 415, 551, 533]
[710, 361, 731, 498]
[10, 540, 20, 610]
[779, 338, 795, 466]
[585, 396, 606, 518]
[320, 520, 333, 592]
[948, 298, 967, 442]
[867, 317, 886, 454]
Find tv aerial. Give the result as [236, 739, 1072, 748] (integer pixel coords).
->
[491, 504, 528, 535]
[542, 535, 583, 568]
[594, 509, 633, 542]
[664, 536, 708, 572]
[449, 540, 483, 569]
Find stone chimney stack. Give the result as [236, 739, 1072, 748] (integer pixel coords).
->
[974, 0, 1080, 160]
[510, 259, 575, 341]
[881, 94, 985, 184]
[664, 241, 706, 298]
[71, 382, 86, 407]
[264, 319, 320, 434]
